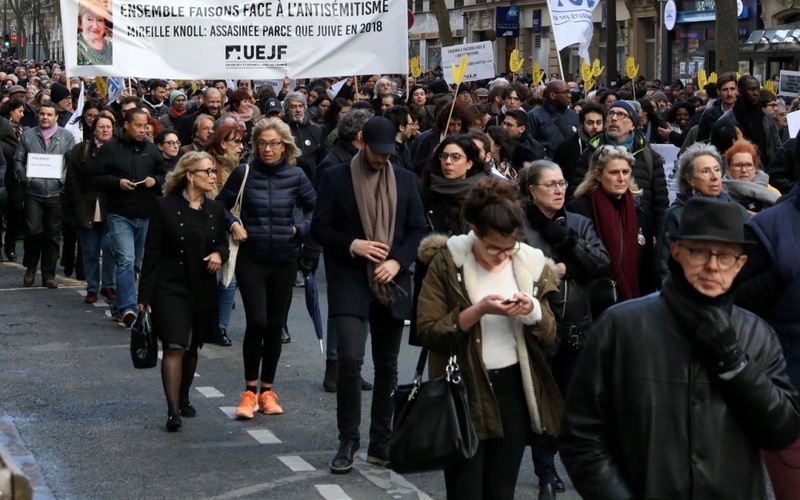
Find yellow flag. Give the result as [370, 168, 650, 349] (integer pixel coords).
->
[409, 56, 422, 79]
[451, 54, 469, 85]
[708, 72, 718, 83]
[584, 77, 596, 92]
[509, 50, 523, 74]
[581, 60, 593, 84]
[625, 56, 639, 79]
[764, 80, 774, 93]
[532, 61, 546, 85]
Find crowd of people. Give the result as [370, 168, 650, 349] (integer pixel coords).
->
[1, 57, 799, 499]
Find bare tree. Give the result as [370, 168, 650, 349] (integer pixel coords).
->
[716, 0, 738, 73]
[7, 0, 30, 56]
[430, 0, 454, 48]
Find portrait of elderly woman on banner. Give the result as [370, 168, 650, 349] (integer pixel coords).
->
[77, 0, 113, 66]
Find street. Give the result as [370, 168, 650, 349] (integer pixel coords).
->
[0, 257, 579, 499]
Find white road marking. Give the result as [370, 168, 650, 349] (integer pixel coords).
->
[219, 406, 238, 419]
[247, 429, 282, 444]
[92, 301, 108, 308]
[278, 455, 315, 472]
[315, 484, 352, 500]
[357, 454, 434, 500]
[195, 386, 224, 398]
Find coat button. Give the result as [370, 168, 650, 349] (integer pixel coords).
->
[476, 338, 480, 343]
[180, 223, 183, 226]
[180, 236, 184, 240]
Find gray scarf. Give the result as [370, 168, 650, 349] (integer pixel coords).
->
[350, 151, 403, 305]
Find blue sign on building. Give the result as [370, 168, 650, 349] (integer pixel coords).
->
[496, 6, 521, 38]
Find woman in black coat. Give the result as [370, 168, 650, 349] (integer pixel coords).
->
[518, 161, 610, 498]
[138, 151, 229, 431]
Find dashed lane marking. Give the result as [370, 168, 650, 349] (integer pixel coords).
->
[219, 406, 238, 419]
[247, 429, 282, 444]
[196, 386, 224, 398]
[356, 455, 434, 500]
[315, 484, 353, 500]
[278, 455, 315, 472]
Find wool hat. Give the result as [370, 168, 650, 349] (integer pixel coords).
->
[427, 79, 451, 95]
[362, 116, 397, 155]
[6, 85, 25, 96]
[608, 100, 638, 126]
[50, 83, 71, 104]
[652, 91, 669, 102]
[669, 197, 755, 246]
[475, 88, 489, 97]
[169, 90, 186, 106]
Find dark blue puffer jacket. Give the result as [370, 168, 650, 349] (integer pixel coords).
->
[217, 158, 316, 264]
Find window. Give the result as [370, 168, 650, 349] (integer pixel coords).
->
[454, 0, 463, 7]
[414, 0, 423, 12]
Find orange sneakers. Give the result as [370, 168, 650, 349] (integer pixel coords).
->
[235, 391, 258, 419]
[258, 391, 284, 415]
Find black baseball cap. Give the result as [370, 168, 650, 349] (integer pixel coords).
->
[362, 116, 396, 155]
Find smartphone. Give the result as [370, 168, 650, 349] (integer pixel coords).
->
[501, 298, 520, 305]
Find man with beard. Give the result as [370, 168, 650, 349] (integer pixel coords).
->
[716, 76, 780, 167]
[569, 101, 668, 230]
[141, 79, 168, 118]
[177, 88, 223, 146]
[553, 101, 605, 190]
[282, 92, 323, 169]
[527, 80, 579, 159]
[311, 116, 426, 474]
[383, 105, 414, 171]
[696, 72, 738, 142]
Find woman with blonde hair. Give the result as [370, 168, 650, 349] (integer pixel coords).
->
[217, 117, 316, 419]
[567, 145, 656, 298]
[138, 151, 229, 431]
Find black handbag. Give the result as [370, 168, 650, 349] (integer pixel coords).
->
[587, 277, 618, 319]
[390, 348, 478, 473]
[130, 309, 158, 369]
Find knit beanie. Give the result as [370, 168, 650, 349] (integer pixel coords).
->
[169, 90, 187, 106]
[608, 100, 638, 126]
[50, 83, 71, 103]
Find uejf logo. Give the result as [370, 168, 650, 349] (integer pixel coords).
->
[225, 45, 287, 63]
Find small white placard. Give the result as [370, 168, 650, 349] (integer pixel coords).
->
[787, 110, 800, 140]
[27, 154, 62, 179]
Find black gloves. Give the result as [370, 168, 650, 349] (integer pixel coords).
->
[298, 256, 319, 276]
[694, 306, 746, 374]
[541, 219, 577, 249]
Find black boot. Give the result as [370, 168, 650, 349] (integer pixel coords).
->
[323, 360, 337, 393]
[330, 439, 360, 474]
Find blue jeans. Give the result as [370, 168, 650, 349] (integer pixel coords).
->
[218, 273, 236, 329]
[79, 223, 116, 294]
[107, 214, 148, 315]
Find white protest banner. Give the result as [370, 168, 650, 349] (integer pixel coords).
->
[441, 42, 495, 85]
[27, 154, 64, 179]
[64, 81, 85, 143]
[651, 144, 681, 204]
[787, 110, 800, 139]
[61, 0, 407, 79]
[778, 70, 800, 98]
[548, 0, 601, 63]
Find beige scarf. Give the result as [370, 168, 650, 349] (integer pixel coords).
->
[350, 151, 403, 305]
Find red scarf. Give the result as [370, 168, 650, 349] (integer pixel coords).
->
[590, 189, 640, 300]
[170, 106, 186, 118]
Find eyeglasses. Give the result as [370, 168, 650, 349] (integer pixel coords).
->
[483, 240, 521, 257]
[257, 140, 283, 150]
[728, 162, 755, 171]
[439, 152, 464, 162]
[607, 110, 631, 120]
[535, 180, 568, 191]
[195, 167, 218, 176]
[678, 244, 742, 270]
[225, 138, 244, 145]
[163, 140, 181, 147]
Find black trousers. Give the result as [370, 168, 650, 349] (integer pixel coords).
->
[22, 194, 62, 280]
[1, 181, 24, 254]
[444, 364, 531, 500]
[334, 303, 404, 444]
[236, 252, 296, 383]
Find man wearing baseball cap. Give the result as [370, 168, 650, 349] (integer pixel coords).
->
[311, 116, 426, 474]
[561, 196, 800, 498]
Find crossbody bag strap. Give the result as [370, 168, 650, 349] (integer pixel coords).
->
[412, 347, 428, 381]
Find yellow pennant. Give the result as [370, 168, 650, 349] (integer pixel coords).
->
[581, 60, 593, 84]
[509, 49, 524, 74]
[532, 61, 546, 85]
[592, 59, 605, 78]
[708, 72, 718, 83]
[764, 80, 775, 93]
[584, 77, 596, 92]
[697, 69, 708, 91]
[94, 77, 108, 97]
[625, 56, 639, 79]
[451, 54, 469, 85]
[409, 56, 422, 79]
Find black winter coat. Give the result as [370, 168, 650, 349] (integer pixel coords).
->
[92, 136, 166, 219]
[65, 140, 107, 230]
[139, 193, 229, 348]
[315, 140, 358, 190]
[560, 273, 800, 499]
[216, 158, 316, 265]
[765, 136, 798, 195]
[284, 116, 323, 168]
[522, 206, 610, 339]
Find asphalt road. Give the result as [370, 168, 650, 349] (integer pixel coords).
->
[0, 256, 580, 499]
